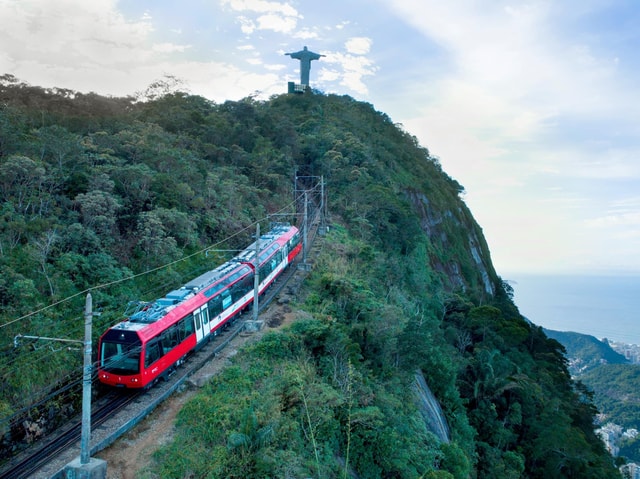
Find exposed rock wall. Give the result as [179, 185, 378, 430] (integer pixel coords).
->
[406, 189, 496, 296]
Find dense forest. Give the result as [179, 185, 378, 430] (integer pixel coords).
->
[0, 74, 621, 477]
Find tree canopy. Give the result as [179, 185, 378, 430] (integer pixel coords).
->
[0, 80, 620, 477]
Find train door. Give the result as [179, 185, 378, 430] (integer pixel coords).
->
[200, 305, 211, 338]
[193, 306, 204, 343]
[194, 305, 210, 344]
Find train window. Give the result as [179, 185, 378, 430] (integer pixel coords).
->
[289, 233, 300, 249]
[236, 275, 252, 298]
[100, 329, 141, 374]
[258, 244, 278, 264]
[100, 341, 141, 374]
[208, 296, 223, 317]
[259, 260, 275, 278]
[204, 282, 224, 298]
[222, 290, 232, 310]
[194, 311, 201, 330]
[242, 275, 253, 295]
[176, 319, 184, 341]
[161, 326, 178, 354]
[144, 340, 162, 368]
[230, 280, 242, 302]
[184, 314, 194, 335]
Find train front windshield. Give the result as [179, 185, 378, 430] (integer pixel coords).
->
[100, 329, 142, 375]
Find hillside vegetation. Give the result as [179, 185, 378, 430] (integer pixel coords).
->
[0, 76, 620, 477]
[544, 329, 628, 375]
[542, 330, 640, 462]
[546, 329, 640, 463]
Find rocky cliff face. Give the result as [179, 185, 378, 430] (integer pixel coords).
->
[407, 189, 496, 297]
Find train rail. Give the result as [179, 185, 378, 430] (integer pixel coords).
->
[1, 218, 320, 479]
[0, 391, 140, 479]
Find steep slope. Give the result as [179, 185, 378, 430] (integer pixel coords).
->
[0, 83, 620, 478]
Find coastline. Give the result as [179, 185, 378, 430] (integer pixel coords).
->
[507, 273, 640, 345]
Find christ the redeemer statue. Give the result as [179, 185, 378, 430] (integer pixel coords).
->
[285, 46, 324, 86]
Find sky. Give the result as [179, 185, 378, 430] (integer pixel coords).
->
[1, 0, 639, 276]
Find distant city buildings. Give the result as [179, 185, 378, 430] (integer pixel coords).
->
[593, 340, 640, 477]
[597, 422, 624, 456]
[621, 462, 640, 479]
[607, 339, 640, 364]
[597, 423, 640, 477]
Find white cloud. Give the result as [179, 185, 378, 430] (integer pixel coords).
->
[322, 48, 377, 95]
[142, 59, 281, 102]
[0, 0, 156, 93]
[221, 0, 299, 17]
[152, 43, 192, 54]
[264, 63, 286, 71]
[319, 69, 341, 82]
[587, 196, 640, 228]
[293, 28, 319, 40]
[0, 0, 274, 100]
[587, 212, 640, 229]
[237, 16, 256, 34]
[256, 13, 297, 33]
[345, 37, 372, 55]
[531, 146, 640, 181]
[384, 0, 633, 135]
[221, 0, 301, 33]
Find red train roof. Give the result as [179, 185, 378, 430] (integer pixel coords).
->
[102, 224, 299, 343]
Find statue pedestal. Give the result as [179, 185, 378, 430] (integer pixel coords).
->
[287, 82, 307, 94]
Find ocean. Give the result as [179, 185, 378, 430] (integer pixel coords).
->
[507, 274, 640, 346]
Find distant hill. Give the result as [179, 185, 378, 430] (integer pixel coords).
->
[581, 363, 640, 463]
[546, 329, 640, 463]
[543, 329, 628, 375]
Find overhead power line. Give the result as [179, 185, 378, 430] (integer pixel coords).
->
[0, 196, 303, 331]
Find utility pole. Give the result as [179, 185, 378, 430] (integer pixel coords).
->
[293, 172, 327, 262]
[14, 293, 106, 478]
[303, 190, 308, 266]
[81, 293, 92, 465]
[320, 175, 327, 234]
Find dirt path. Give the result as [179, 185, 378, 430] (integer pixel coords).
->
[97, 228, 321, 478]
[97, 299, 301, 478]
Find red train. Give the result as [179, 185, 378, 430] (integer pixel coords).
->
[98, 224, 302, 389]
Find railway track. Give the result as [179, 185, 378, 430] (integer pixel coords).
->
[0, 219, 320, 479]
[0, 391, 140, 479]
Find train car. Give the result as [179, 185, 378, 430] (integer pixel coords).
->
[98, 224, 301, 389]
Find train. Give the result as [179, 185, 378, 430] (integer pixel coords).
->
[97, 223, 302, 389]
